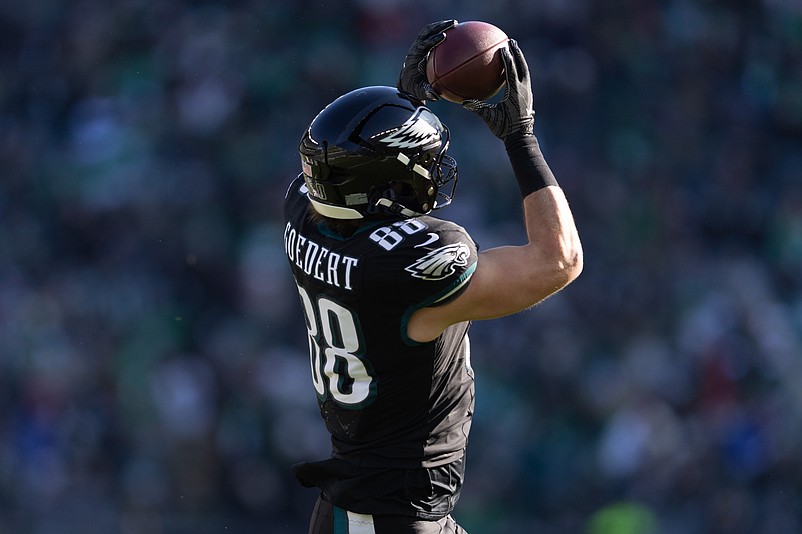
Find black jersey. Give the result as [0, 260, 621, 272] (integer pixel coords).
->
[283, 176, 478, 518]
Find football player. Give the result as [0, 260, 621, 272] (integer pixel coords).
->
[284, 20, 583, 534]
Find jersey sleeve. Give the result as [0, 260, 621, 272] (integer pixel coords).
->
[377, 218, 478, 345]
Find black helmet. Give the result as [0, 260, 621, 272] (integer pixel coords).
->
[299, 86, 458, 219]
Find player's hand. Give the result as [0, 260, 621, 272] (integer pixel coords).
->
[462, 40, 535, 139]
[398, 19, 458, 103]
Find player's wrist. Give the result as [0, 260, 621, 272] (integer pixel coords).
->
[504, 132, 558, 197]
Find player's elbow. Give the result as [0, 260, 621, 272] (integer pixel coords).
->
[548, 244, 583, 290]
[557, 243, 583, 286]
[528, 238, 583, 298]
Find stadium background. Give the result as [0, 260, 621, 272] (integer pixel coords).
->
[2, 0, 801, 532]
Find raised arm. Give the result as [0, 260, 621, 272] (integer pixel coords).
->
[406, 40, 583, 343]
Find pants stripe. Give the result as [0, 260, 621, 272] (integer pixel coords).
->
[346, 511, 376, 534]
[332, 506, 376, 534]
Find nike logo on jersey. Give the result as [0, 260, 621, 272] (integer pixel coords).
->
[405, 243, 470, 281]
[378, 107, 440, 149]
[414, 233, 440, 248]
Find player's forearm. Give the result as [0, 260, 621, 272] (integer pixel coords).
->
[504, 131, 582, 290]
[521, 185, 583, 291]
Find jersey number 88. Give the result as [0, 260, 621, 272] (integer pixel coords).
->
[296, 285, 376, 408]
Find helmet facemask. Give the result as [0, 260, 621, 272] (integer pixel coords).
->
[371, 122, 458, 218]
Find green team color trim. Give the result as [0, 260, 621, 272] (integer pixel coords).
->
[333, 505, 349, 533]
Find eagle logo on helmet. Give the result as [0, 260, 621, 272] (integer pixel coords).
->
[405, 243, 471, 281]
[378, 108, 441, 149]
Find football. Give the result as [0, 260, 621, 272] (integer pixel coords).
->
[426, 21, 509, 103]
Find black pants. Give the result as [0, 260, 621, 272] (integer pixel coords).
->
[308, 496, 468, 534]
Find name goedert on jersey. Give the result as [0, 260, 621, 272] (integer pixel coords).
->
[284, 222, 359, 290]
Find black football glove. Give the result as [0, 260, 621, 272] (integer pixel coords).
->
[398, 19, 458, 102]
[462, 39, 535, 139]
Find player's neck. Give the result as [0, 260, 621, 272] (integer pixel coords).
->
[306, 206, 362, 237]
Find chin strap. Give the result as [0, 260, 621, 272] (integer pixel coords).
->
[374, 198, 424, 218]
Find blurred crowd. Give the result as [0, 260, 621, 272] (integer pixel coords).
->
[2, 0, 801, 532]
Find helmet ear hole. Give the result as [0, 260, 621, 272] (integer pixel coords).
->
[393, 181, 414, 196]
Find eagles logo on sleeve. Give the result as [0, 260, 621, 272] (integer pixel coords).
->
[405, 243, 471, 281]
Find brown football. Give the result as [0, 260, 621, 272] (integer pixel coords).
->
[426, 21, 508, 103]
